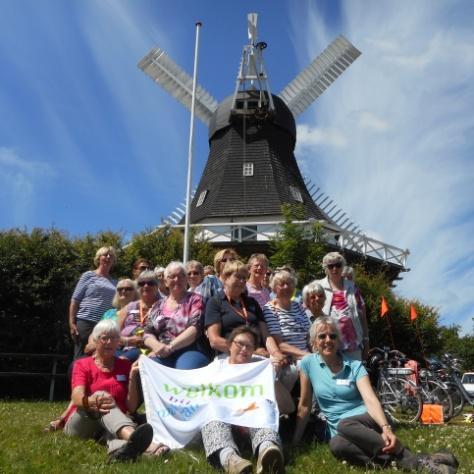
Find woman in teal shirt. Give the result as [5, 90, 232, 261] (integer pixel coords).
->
[292, 317, 458, 473]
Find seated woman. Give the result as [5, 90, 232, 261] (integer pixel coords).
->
[293, 317, 459, 473]
[63, 319, 154, 462]
[143, 261, 209, 369]
[116, 271, 160, 362]
[201, 326, 285, 474]
[301, 281, 326, 323]
[205, 260, 273, 356]
[186, 259, 205, 294]
[263, 270, 311, 394]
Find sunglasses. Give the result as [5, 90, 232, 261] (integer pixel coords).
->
[138, 280, 157, 287]
[327, 262, 342, 269]
[187, 271, 202, 276]
[138, 265, 150, 271]
[221, 257, 235, 263]
[118, 287, 134, 292]
[317, 333, 338, 340]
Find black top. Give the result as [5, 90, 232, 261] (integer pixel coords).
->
[205, 292, 265, 340]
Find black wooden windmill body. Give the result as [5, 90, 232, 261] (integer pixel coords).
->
[138, 14, 409, 276]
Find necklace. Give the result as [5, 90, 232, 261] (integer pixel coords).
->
[226, 295, 249, 323]
[94, 356, 114, 372]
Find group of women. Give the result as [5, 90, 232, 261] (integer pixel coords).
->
[59, 246, 458, 473]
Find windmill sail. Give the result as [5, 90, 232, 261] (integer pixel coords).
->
[278, 36, 361, 117]
[138, 48, 218, 126]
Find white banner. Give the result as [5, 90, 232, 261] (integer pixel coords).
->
[139, 356, 279, 449]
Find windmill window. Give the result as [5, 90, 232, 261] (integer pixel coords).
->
[196, 190, 208, 207]
[290, 186, 303, 202]
[243, 162, 254, 177]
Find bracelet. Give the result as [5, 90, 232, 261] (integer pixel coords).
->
[82, 395, 90, 411]
[381, 423, 391, 429]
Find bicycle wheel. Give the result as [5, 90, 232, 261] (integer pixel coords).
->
[378, 376, 422, 424]
[445, 382, 464, 418]
[421, 380, 453, 421]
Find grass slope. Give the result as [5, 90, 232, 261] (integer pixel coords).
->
[0, 401, 472, 473]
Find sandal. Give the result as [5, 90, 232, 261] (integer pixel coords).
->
[144, 442, 170, 457]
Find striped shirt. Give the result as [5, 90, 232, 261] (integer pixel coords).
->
[263, 300, 311, 351]
[72, 271, 117, 323]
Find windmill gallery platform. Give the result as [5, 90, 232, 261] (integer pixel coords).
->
[138, 13, 409, 282]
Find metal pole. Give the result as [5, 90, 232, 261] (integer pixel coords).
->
[183, 21, 202, 264]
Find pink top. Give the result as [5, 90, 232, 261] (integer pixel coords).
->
[246, 282, 271, 309]
[70, 356, 131, 415]
[145, 292, 204, 344]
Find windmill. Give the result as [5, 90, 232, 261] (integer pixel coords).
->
[138, 14, 409, 277]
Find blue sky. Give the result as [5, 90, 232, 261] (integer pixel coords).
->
[1, 0, 473, 334]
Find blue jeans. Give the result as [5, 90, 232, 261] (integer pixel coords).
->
[115, 347, 141, 363]
[150, 344, 209, 369]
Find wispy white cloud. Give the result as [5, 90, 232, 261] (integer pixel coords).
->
[293, 0, 474, 334]
[0, 147, 56, 226]
[296, 124, 347, 149]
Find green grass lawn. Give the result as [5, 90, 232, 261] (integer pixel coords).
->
[0, 401, 472, 473]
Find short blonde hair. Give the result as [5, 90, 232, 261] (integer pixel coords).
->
[309, 317, 340, 350]
[221, 260, 249, 279]
[94, 246, 117, 267]
[213, 248, 238, 275]
[112, 278, 138, 308]
[302, 281, 326, 306]
[269, 270, 297, 292]
[247, 253, 269, 268]
[322, 252, 346, 272]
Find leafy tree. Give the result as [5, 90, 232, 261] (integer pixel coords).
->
[270, 204, 326, 285]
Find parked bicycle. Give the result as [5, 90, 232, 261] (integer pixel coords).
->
[367, 347, 422, 424]
[434, 354, 474, 418]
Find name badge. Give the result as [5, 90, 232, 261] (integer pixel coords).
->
[336, 379, 351, 386]
[116, 374, 127, 382]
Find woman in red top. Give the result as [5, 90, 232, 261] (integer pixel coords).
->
[63, 319, 153, 462]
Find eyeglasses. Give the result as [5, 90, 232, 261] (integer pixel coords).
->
[232, 340, 254, 351]
[221, 257, 235, 263]
[327, 262, 342, 270]
[138, 265, 149, 271]
[118, 287, 134, 293]
[187, 271, 202, 276]
[99, 335, 119, 343]
[317, 333, 338, 340]
[138, 280, 157, 287]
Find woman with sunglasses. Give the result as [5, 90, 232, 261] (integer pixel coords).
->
[201, 326, 284, 474]
[115, 271, 161, 362]
[316, 252, 369, 360]
[132, 258, 152, 280]
[143, 262, 209, 369]
[293, 317, 458, 473]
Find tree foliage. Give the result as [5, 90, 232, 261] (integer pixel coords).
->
[270, 204, 326, 285]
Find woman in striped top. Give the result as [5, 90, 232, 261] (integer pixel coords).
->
[69, 246, 117, 359]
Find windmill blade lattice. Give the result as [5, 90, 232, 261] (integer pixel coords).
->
[278, 36, 361, 117]
[138, 48, 218, 126]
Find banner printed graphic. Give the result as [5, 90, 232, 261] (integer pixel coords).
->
[139, 356, 279, 449]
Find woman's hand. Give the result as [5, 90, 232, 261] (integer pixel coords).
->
[254, 347, 269, 358]
[91, 392, 116, 415]
[126, 335, 144, 347]
[69, 322, 79, 339]
[380, 426, 398, 453]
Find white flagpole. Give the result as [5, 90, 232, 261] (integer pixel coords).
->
[183, 21, 202, 263]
